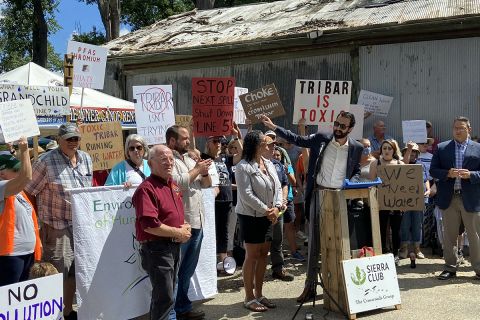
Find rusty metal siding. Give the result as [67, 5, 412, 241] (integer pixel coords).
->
[360, 37, 480, 143]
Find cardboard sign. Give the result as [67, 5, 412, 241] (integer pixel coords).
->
[0, 99, 40, 143]
[402, 120, 427, 143]
[239, 84, 285, 124]
[0, 273, 63, 320]
[293, 80, 351, 129]
[377, 164, 425, 211]
[0, 84, 70, 116]
[67, 41, 108, 89]
[342, 254, 401, 314]
[234, 87, 248, 124]
[357, 90, 393, 117]
[175, 115, 193, 129]
[133, 85, 175, 145]
[79, 121, 124, 171]
[192, 77, 235, 136]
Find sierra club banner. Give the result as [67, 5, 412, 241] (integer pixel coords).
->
[70, 186, 217, 320]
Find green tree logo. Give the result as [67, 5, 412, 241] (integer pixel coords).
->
[350, 266, 366, 286]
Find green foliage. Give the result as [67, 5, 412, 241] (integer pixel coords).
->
[73, 26, 107, 45]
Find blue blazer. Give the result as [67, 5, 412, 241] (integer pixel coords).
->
[430, 139, 480, 212]
[275, 126, 363, 208]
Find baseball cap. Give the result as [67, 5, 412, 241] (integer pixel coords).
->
[45, 140, 59, 150]
[58, 123, 81, 140]
[265, 136, 275, 145]
[265, 130, 276, 138]
[402, 142, 420, 153]
[0, 154, 20, 171]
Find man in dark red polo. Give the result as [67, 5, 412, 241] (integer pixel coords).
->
[133, 145, 192, 320]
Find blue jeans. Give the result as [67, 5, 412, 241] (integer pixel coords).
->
[400, 211, 423, 246]
[174, 228, 203, 315]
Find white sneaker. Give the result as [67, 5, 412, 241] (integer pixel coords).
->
[296, 231, 307, 240]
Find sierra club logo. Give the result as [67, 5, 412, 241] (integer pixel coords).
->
[351, 266, 366, 286]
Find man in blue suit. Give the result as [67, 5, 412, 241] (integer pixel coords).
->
[430, 116, 480, 280]
[262, 112, 363, 302]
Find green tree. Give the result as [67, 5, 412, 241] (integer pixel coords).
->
[78, 0, 121, 41]
[73, 26, 107, 45]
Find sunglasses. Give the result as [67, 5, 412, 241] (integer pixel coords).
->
[66, 137, 80, 142]
[333, 121, 349, 130]
[211, 139, 221, 144]
[128, 145, 144, 152]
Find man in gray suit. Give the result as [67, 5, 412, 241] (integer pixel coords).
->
[430, 116, 480, 280]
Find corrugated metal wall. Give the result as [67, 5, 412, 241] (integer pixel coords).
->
[360, 37, 480, 143]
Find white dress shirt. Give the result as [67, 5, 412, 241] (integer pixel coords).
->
[316, 139, 349, 189]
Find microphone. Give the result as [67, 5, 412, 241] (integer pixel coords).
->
[312, 142, 326, 181]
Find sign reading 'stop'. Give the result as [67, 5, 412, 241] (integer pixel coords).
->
[239, 84, 285, 124]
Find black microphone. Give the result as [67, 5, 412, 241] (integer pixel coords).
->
[312, 142, 326, 181]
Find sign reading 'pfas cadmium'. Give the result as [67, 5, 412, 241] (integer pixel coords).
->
[67, 41, 108, 89]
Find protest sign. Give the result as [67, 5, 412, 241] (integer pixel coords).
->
[239, 84, 285, 124]
[0, 99, 40, 143]
[133, 85, 175, 145]
[70, 106, 136, 126]
[377, 164, 425, 211]
[175, 114, 193, 128]
[0, 273, 63, 320]
[79, 122, 124, 171]
[70, 186, 216, 319]
[67, 41, 108, 89]
[293, 80, 351, 130]
[402, 120, 427, 143]
[234, 87, 248, 124]
[342, 254, 401, 314]
[357, 90, 393, 117]
[348, 104, 364, 140]
[0, 84, 70, 116]
[192, 77, 235, 136]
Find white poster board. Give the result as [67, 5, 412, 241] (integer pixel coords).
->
[357, 90, 393, 117]
[234, 87, 248, 124]
[348, 104, 364, 140]
[293, 79, 352, 129]
[342, 254, 401, 314]
[67, 41, 108, 89]
[0, 274, 63, 320]
[133, 85, 175, 145]
[402, 120, 427, 143]
[0, 84, 70, 116]
[0, 99, 40, 143]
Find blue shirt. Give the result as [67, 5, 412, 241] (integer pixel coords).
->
[454, 139, 468, 190]
[368, 134, 394, 153]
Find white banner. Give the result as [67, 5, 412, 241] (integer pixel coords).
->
[67, 41, 108, 89]
[0, 274, 63, 320]
[342, 254, 401, 314]
[133, 85, 175, 145]
[0, 84, 70, 116]
[293, 80, 352, 130]
[357, 90, 393, 117]
[234, 87, 248, 124]
[0, 99, 40, 143]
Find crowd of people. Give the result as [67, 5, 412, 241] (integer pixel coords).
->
[0, 113, 479, 320]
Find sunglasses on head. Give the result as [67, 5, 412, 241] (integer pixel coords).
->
[66, 137, 80, 142]
[128, 145, 144, 152]
[333, 121, 349, 130]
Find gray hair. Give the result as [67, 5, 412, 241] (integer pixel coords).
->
[124, 134, 149, 159]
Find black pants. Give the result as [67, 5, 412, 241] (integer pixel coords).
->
[215, 201, 232, 253]
[140, 240, 180, 320]
[379, 210, 403, 254]
[0, 253, 34, 286]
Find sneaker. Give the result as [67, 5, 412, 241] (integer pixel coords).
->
[296, 231, 307, 240]
[394, 256, 400, 266]
[398, 247, 408, 259]
[272, 269, 294, 282]
[292, 251, 306, 262]
[415, 251, 425, 259]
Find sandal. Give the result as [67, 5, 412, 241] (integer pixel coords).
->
[244, 299, 268, 312]
[257, 296, 277, 309]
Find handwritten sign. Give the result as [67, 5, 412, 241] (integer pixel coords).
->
[0, 84, 70, 116]
[234, 87, 248, 124]
[0, 99, 40, 143]
[293, 80, 351, 131]
[343, 254, 401, 314]
[402, 120, 427, 143]
[0, 273, 63, 320]
[239, 84, 285, 124]
[377, 164, 424, 211]
[133, 85, 175, 145]
[67, 40, 108, 89]
[192, 77, 235, 136]
[79, 122, 124, 171]
[357, 90, 393, 117]
[175, 115, 193, 129]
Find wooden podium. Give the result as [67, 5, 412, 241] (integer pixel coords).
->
[319, 188, 387, 319]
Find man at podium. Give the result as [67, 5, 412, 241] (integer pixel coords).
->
[261, 112, 363, 303]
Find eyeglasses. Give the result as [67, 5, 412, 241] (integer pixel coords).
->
[211, 139, 221, 144]
[66, 137, 80, 142]
[333, 121, 349, 130]
[128, 145, 144, 152]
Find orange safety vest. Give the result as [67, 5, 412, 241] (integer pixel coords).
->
[0, 191, 42, 260]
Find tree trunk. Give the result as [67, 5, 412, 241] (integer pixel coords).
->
[32, 0, 48, 67]
[97, 0, 120, 42]
[196, 0, 215, 9]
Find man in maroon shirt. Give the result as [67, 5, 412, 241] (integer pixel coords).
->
[133, 145, 191, 320]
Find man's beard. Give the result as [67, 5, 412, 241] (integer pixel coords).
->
[333, 129, 348, 139]
[175, 142, 188, 154]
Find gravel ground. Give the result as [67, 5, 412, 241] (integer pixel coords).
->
[198, 248, 480, 320]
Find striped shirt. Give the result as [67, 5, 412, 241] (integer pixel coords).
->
[454, 139, 468, 190]
[25, 149, 93, 229]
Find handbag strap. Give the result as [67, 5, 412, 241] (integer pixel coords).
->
[126, 159, 146, 181]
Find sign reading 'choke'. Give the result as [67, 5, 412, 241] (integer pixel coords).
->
[239, 84, 285, 124]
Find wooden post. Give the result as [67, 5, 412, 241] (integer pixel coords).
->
[64, 54, 74, 124]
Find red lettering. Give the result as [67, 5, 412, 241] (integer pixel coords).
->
[319, 110, 327, 122]
[323, 95, 330, 108]
[300, 108, 307, 119]
[309, 110, 316, 122]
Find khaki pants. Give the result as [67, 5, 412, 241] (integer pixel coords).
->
[442, 195, 480, 274]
